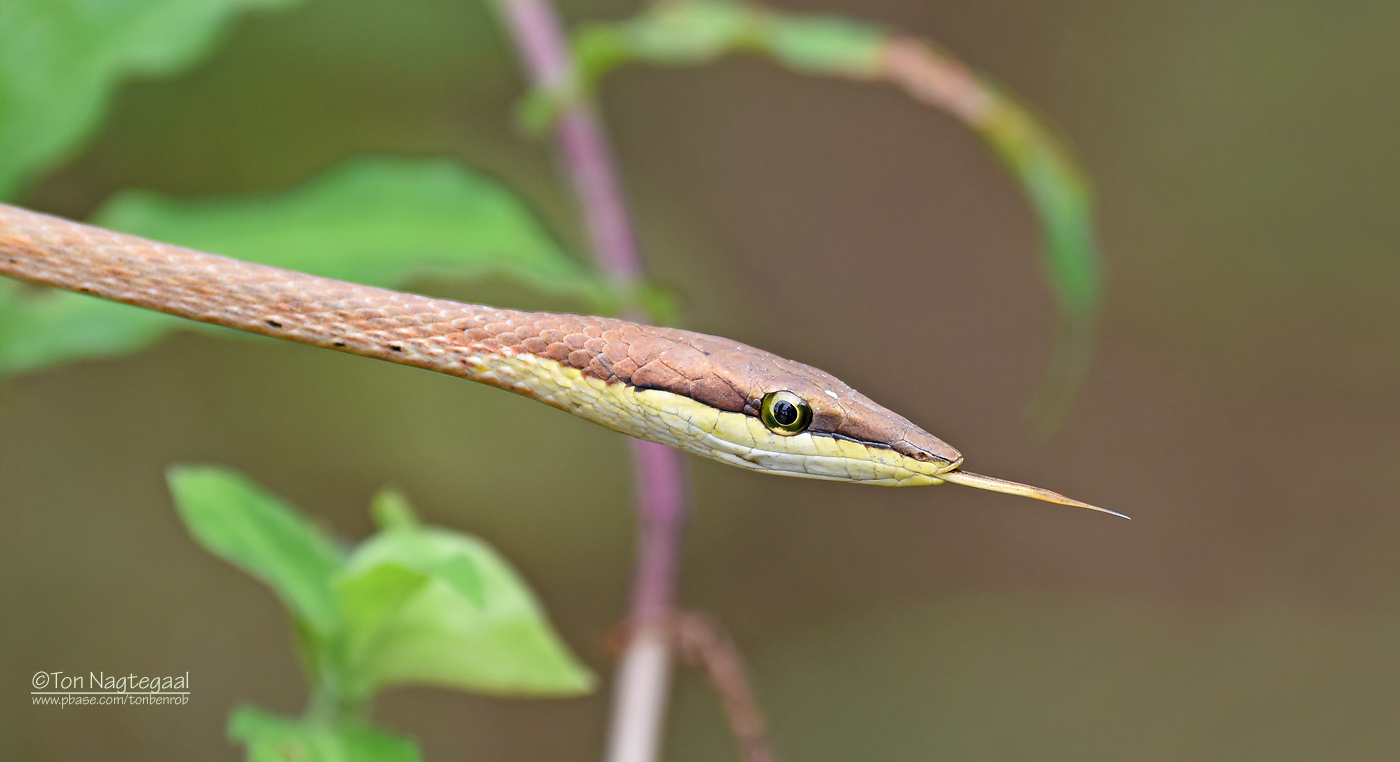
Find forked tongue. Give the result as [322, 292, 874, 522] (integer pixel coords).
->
[938, 470, 1129, 520]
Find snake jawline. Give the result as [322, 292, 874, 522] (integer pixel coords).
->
[466, 350, 945, 487]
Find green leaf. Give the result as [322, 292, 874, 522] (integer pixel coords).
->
[348, 528, 488, 609]
[0, 157, 604, 380]
[975, 95, 1101, 427]
[229, 706, 421, 762]
[336, 563, 433, 661]
[168, 466, 346, 640]
[573, 0, 881, 77]
[762, 15, 884, 74]
[92, 157, 596, 293]
[573, 1, 883, 86]
[978, 99, 1100, 324]
[336, 515, 593, 699]
[0, 0, 303, 201]
[0, 278, 181, 378]
[370, 489, 420, 531]
[606, 0, 756, 64]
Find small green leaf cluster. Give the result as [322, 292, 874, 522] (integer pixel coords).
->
[168, 466, 593, 761]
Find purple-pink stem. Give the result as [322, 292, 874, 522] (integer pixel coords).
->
[496, 1, 689, 760]
[626, 438, 687, 617]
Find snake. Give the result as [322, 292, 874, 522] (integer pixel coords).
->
[0, 202, 1123, 518]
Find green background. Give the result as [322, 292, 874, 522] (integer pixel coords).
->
[4, 0, 1398, 759]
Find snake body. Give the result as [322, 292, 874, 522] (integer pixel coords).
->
[0, 203, 1120, 514]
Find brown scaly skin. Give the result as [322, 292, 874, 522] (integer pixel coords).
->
[0, 202, 1123, 515]
[0, 203, 959, 466]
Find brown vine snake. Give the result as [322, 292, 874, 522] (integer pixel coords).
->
[0, 202, 1124, 518]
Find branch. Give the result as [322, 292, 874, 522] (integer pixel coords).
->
[494, 3, 690, 762]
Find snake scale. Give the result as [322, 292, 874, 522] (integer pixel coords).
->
[0, 203, 1122, 517]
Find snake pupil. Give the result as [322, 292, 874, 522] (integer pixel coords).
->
[773, 400, 798, 426]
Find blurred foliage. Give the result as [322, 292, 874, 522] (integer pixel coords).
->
[169, 466, 592, 758]
[563, 0, 1103, 425]
[570, 0, 884, 80]
[0, 0, 302, 200]
[1, 0, 1101, 418]
[3, 0, 1396, 758]
[2, 4, 611, 758]
[341, 489, 595, 699]
[94, 158, 595, 292]
[230, 706, 422, 762]
[1, 0, 1120, 757]
[170, 465, 347, 641]
[0, 157, 611, 379]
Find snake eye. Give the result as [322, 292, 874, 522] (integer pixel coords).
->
[759, 390, 812, 436]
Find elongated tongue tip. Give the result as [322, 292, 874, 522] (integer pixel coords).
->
[938, 469, 1130, 520]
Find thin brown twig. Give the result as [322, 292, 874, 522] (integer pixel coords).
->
[877, 37, 995, 127]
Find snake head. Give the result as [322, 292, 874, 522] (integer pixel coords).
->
[604, 329, 1125, 518]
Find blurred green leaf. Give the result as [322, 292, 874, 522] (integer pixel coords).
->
[336, 563, 433, 668]
[348, 527, 486, 609]
[976, 95, 1101, 426]
[588, 0, 755, 65]
[0, 157, 605, 380]
[168, 465, 346, 640]
[370, 488, 420, 531]
[0, 278, 179, 378]
[172, 469, 589, 722]
[573, 0, 880, 78]
[760, 15, 884, 73]
[0, 0, 302, 200]
[984, 108, 1100, 320]
[229, 706, 421, 762]
[551, 2, 878, 136]
[337, 515, 593, 699]
[93, 157, 595, 292]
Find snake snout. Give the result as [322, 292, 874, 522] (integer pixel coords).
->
[897, 427, 964, 472]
